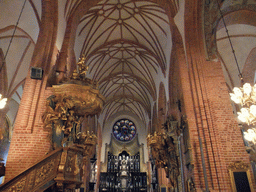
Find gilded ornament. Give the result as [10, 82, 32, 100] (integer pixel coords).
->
[69, 55, 97, 88]
[43, 55, 104, 149]
[42, 84, 104, 148]
[228, 161, 254, 192]
[186, 178, 196, 192]
[147, 130, 179, 188]
[228, 161, 249, 171]
[41, 56, 102, 191]
[55, 147, 92, 190]
[6, 177, 26, 192]
[35, 159, 55, 186]
[27, 170, 36, 190]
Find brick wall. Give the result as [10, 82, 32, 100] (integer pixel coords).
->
[5, 78, 53, 180]
[180, 1, 254, 191]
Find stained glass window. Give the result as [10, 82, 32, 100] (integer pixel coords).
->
[113, 119, 136, 142]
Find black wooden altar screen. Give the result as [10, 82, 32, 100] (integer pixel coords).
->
[99, 151, 147, 192]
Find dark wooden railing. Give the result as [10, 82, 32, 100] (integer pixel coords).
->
[0, 148, 63, 192]
[0, 145, 89, 192]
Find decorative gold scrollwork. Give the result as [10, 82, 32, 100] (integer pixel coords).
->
[228, 161, 249, 171]
[55, 142, 97, 191]
[43, 95, 80, 136]
[186, 177, 196, 192]
[35, 159, 55, 186]
[75, 131, 97, 163]
[40, 56, 103, 191]
[228, 161, 254, 192]
[7, 178, 26, 192]
[42, 57, 104, 149]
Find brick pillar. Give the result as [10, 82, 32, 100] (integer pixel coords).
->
[5, 0, 58, 181]
[5, 78, 54, 181]
[178, 1, 254, 191]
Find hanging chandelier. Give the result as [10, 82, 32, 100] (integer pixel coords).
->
[216, 1, 256, 143]
[230, 83, 256, 125]
[244, 129, 256, 144]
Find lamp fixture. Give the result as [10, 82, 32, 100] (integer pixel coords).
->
[230, 83, 256, 125]
[244, 129, 256, 144]
[216, 2, 256, 143]
[0, 94, 7, 109]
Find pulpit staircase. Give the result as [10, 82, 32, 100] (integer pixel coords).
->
[0, 146, 85, 192]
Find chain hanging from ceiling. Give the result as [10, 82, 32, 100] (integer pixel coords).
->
[216, 1, 256, 143]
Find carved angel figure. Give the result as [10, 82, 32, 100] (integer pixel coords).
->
[77, 55, 89, 79]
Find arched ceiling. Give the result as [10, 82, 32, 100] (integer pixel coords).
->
[204, 0, 256, 89]
[0, 0, 40, 99]
[1, 0, 256, 129]
[74, 0, 172, 125]
[215, 1, 256, 88]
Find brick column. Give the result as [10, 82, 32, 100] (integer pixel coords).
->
[6, 79, 53, 181]
[178, 1, 254, 191]
[5, 0, 58, 181]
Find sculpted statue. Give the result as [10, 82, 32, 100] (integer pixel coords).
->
[187, 178, 196, 192]
[70, 55, 89, 81]
[69, 55, 100, 90]
[43, 95, 83, 149]
[77, 56, 88, 77]
[147, 131, 179, 188]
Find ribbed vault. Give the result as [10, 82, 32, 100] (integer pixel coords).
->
[74, 0, 171, 125]
[2, 0, 254, 132]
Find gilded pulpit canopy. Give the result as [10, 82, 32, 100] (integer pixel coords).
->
[43, 55, 105, 149]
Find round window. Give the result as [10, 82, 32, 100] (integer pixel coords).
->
[113, 119, 136, 142]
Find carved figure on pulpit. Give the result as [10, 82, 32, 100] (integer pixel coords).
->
[43, 96, 59, 130]
[76, 55, 89, 80]
[65, 110, 75, 134]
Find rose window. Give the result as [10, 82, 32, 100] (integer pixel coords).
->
[113, 119, 136, 142]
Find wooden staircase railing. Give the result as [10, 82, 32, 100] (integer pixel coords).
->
[0, 148, 63, 192]
[0, 145, 87, 192]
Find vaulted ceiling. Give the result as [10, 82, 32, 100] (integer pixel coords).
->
[74, 0, 171, 125]
[0, 0, 256, 129]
